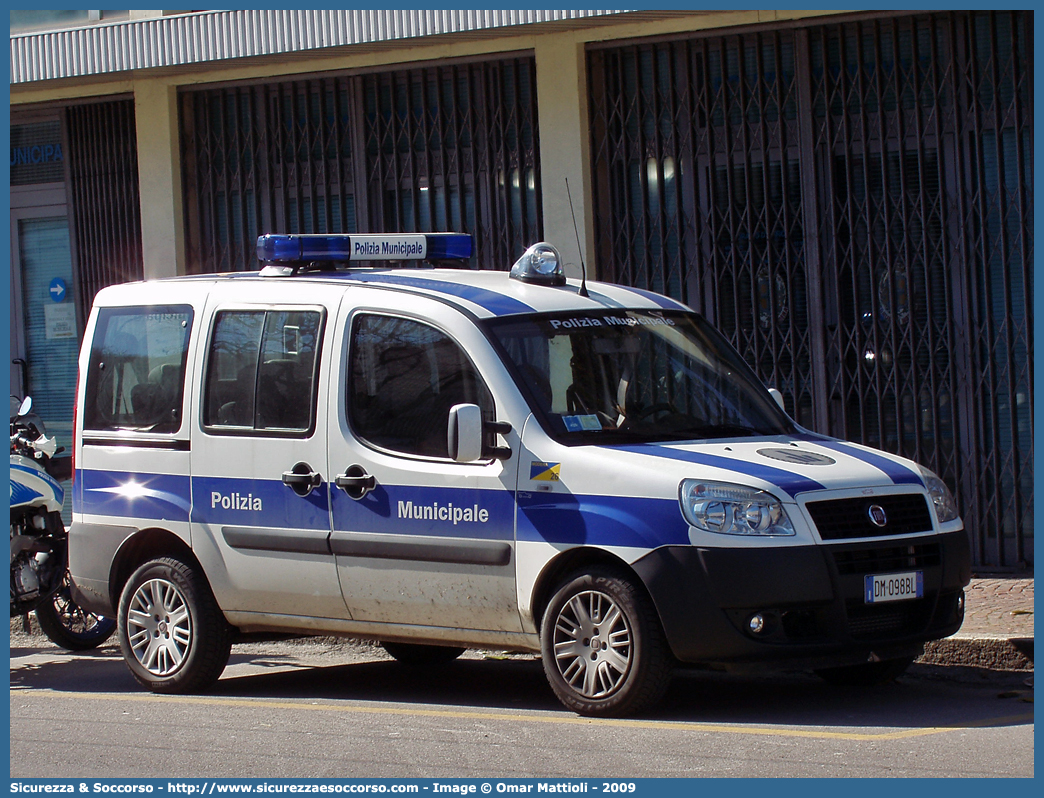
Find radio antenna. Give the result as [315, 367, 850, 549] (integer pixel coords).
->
[565, 178, 590, 298]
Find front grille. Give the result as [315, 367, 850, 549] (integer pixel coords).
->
[831, 542, 941, 576]
[845, 597, 932, 640]
[807, 494, 933, 540]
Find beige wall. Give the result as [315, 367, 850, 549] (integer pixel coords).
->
[133, 80, 184, 279]
[10, 10, 847, 278]
[533, 34, 592, 281]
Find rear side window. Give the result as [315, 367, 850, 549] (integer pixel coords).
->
[348, 314, 494, 458]
[203, 309, 324, 435]
[84, 306, 193, 433]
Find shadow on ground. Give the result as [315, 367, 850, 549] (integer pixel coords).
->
[10, 636, 1033, 732]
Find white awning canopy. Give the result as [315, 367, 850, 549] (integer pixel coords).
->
[11, 9, 634, 84]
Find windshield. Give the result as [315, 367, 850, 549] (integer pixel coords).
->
[488, 310, 795, 444]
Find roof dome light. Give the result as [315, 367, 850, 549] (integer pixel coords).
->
[510, 242, 565, 286]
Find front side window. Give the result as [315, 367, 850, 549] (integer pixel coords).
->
[204, 309, 324, 434]
[349, 315, 494, 458]
[488, 310, 795, 444]
[84, 306, 193, 433]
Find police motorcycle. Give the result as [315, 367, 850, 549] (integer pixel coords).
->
[10, 395, 116, 649]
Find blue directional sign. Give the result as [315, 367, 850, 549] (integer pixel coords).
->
[49, 277, 67, 303]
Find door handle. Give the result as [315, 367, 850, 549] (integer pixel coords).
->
[281, 462, 322, 497]
[335, 464, 377, 500]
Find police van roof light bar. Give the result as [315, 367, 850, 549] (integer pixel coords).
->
[257, 233, 472, 271]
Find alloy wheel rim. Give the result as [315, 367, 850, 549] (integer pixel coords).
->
[126, 578, 191, 676]
[552, 589, 633, 698]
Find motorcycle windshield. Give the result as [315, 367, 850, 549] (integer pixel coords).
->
[11, 408, 47, 436]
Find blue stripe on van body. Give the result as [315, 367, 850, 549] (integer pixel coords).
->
[76, 471, 330, 528]
[516, 491, 688, 548]
[192, 475, 329, 530]
[808, 440, 924, 487]
[614, 286, 689, 311]
[331, 483, 514, 541]
[77, 470, 191, 522]
[607, 444, 825, 498]
[340, 484, 680, 550]
[340, 272, 534, 317]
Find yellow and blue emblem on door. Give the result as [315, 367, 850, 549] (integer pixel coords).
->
[530, 461, 561, 482]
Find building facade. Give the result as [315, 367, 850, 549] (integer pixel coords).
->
[9, 9, 1032, 568]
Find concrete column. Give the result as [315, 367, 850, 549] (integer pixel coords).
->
[132, 80, 184, 278]
[534, 34, 595, 281]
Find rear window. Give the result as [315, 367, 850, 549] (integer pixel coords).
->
[203, 308, 324, 435]
[84, 306, 193, 433]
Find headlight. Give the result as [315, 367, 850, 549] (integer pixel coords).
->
[679, 479, 794, 536]
[919, 466, 960, 524]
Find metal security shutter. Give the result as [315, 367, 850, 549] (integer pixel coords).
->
[588, 11, 1032, 568]
[361, 58, 541, 270]
[181, 56, 540, 273]
[65, 99, 144, 324]
[180, 77, 361, 273]
[806, 14, 1033, 568]
[589, 32, 814, 430]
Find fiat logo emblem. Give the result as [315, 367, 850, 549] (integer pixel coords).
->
[868, 504, 888, 527]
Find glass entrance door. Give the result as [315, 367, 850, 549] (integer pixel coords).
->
[11, 209, 78, 520]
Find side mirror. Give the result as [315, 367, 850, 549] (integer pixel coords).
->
[768, 388, 786, 413]
[447, 403, 484, 462]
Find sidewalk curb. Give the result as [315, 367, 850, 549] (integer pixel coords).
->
[920, 636, 1034, 671]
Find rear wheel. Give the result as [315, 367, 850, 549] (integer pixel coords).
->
[815, 656, 915, 686]
[117, 557, 231, 693]
[381, 641, 466, 667]
[540, 567, 671, 717]
[35, 574, 117, 651]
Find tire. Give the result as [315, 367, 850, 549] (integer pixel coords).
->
[540, 567, 671, 717]
[117, 557, 232, 693]
[381, 641, 466, 667]
[815, 656, 915, 687]
[35, 574, 117, 651]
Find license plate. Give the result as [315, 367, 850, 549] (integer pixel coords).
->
[864, 571, 923, 604]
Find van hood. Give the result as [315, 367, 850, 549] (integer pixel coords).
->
[597, 435, 925, 499]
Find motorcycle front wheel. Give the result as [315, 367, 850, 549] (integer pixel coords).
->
[34, 574, 117, 651]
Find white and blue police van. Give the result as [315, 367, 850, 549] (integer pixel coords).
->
[69, 233, 970, 716]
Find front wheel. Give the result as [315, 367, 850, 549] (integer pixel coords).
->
[540, 567, 671, 717]
[117, 557, 232, 693]
[815, 656, 915, 686]
[34, 574, 117, 651]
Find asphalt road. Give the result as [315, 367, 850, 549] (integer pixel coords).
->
[9, 630, 1034, 779]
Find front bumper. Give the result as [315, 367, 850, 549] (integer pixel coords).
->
[633, 530, 971, 669]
